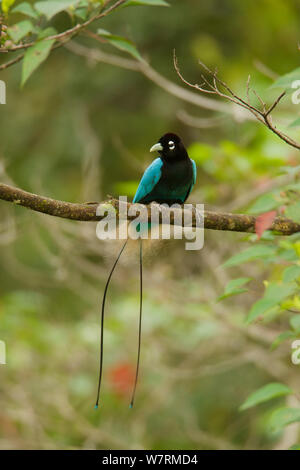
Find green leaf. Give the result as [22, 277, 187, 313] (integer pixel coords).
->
[97, 29, 143, 61]
[288, 117, 300, 129]
[281, 295, 300, 311]
[124, 0, 169, 6]
[270, 330, 295, 351]
[8, 20, 33, 42]
[246, 298, 277, 324]
[248, 192, 282, 215]
[21, 39, 55, 87]
[222, 245, 277, 268]
[34, 0, 79, 20]
[12, 2, 39, 18]
[74, 7, 88, 20]
[246, 282, 297, 324]
[76, 0, 89, 6]
[283, 265, 300, 283]
[269, 407, 300, 432]
[270, 67, 300, 91]
[240, 383, 292, 411]
[290, 315, 300, 333]
[285, 202, 300, 223]
[37, 27, 57, 39]
[1, 0, 16, 13]
[218, 277, 251, 301]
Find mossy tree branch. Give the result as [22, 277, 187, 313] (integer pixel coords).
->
[0, 183, 299, 235]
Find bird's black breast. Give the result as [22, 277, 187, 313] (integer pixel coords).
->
[139, 158, 194, 204]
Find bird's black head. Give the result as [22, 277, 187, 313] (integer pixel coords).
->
[150, 133, 188, 161]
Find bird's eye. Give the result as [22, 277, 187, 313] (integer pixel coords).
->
[168, 140, 175, 150]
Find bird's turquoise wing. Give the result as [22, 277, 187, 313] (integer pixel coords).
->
[133, 158, 163, 203]
[192, 159, 197, 187]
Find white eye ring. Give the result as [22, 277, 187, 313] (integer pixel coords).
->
[168, 140, 175, 150]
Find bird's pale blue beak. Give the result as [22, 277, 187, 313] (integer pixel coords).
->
[150, 143, 163, 153]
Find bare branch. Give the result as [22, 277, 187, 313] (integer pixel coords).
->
[196, 58, 265, 119]
[174, 54, 300, 150]
[251, 88, 267, 113]
[173, 51, 216, 95]
[0, 52, 24, 70]
[0, 183, 299, 235]
[265, 91, 286, 116]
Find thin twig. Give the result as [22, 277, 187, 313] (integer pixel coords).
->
[174, 52, 300, 151]
[265, 91, 286, 116]
[246, 75, 251, 104]
[0, 38, 74, 72]
[0, 52, 24, 70]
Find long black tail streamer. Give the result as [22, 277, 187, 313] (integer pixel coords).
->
[95, 239, 128, 409]
[130, 238, 143, 408]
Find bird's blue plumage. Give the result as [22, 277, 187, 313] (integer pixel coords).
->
[133, 133, 197, 205]
[133, 158, 163, 203]
[192, 159, 197, 186]
[184, 159, 197, 200]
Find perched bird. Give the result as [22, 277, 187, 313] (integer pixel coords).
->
[133, 133, 196, 205]
[95, 133, 197, 409]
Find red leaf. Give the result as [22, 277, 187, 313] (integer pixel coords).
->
[108, 362, 135, 398]
[255, 211, 276, 240]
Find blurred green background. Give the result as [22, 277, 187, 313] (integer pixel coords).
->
[1, 0, 300, 450]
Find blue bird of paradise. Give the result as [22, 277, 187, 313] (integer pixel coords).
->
[95, 133, 197, 409]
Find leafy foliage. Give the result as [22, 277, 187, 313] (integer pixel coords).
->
[21, 38, 55, 86]
[34, 1, 79, 19]
[218, 277, 251, 301]
[220, 145, 300, 440]
[271, 67, 300, 91]
[8, 19, 33, 42]
[11, 2, 39, 18]
[246, 282, 297, 324]
[1, 0, 167, 84]
[269, 408, 300, 432]
[240, 383, 292, 411]
[1, 0, 17, 13]
[222, 245, 277, 268]
[97, 28, 143, 61]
